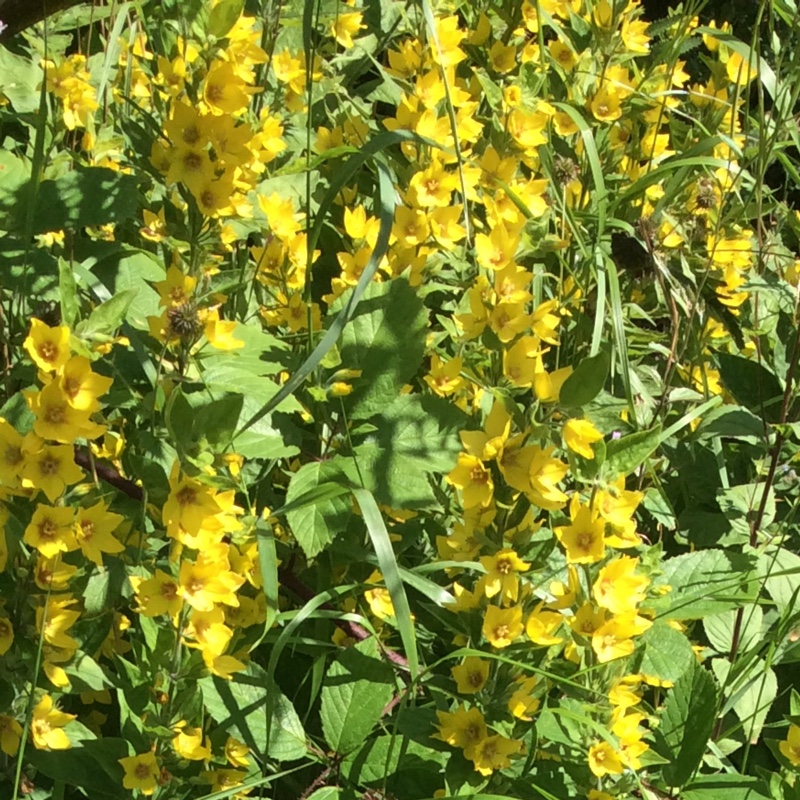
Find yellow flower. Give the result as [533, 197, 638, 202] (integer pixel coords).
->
[20, 441, 84, 502]
[478, 548, 530, 605]
[451, 657, 490, 694]
[173, 722, 212, 761]
[475, 224, 519, 271]
[35, 556, 78, 590]
[424, 354, 465, 397]
[489, 41, 516, 73]
[508, 675, 540, 720]
[202, 768, 251, 795]
[31, 695, 75, 750]
[461, 401, 511, 462]
[533, 356, 573, 403]
[155, 265, 197, 308]
[23, 505, 77, 559]
[179, 547, 246, 612]
[185, 607, 234, 656]
[525, 604, 565, 646]
[203, 61, 252, 115]
[23, 320, 71, 373]
[447, 453, 494, 509]
[27, 381, 105, 443]
[74, 500, 125, 566]
[204, 309, 244, 350]
[225, 736, 251, 768]
[470, 734, 521, 776]
[163, 466, 222, 538]
[0, 715, 22, 756]
[588, 741, 624, 777]
[482, 604, 524, 649]
[593, 556, 650, 615]
[562, 419, 603, 459]
[436, 705, 487, 758]
[527, 446, 569, 510]
[331, 12, 365, 48]
[592, 613, 651, 663]
[554, 500, 606, 564]
[590, 86, 623, 122]
[119, 752, 160, 795]
[0, 419, 25, 487]
[364, 570, 395, 620]
[131, 569, 183, 618]
[57, 356, 113, 411]
[37, 596, 80, 650]
[780, 724, 800, 766]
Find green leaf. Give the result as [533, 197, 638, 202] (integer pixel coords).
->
[335, 278, 428, 419]
[717, 353, 784, 423]
[558, 350, 610, 408]
[0, 151, 29, 209]
[649, 549, 756, 620]
[285, 461, 353, 558]
[636, 621, 697, 684]
[306, 790, 342, 800]
[759, 548, 800, 614]
[77, 289, 138, 339]
[603, 426, 661, 477]
[0, 48, 42, 113]
[58, 257, 80, 329]
[353, 487, 418, 679]
[348, 394, 467, 508]
[658, 661, 719, 786]
[681, 774, 771, 800]
[320, 638, 394, 754]
[717, 483, 775, 540]
[696, 405, 766, 443]
[28, 167, 139, 234]
[200, 662, 306, 761]
[712, 657, 776, 744]
[207, 0, 245, 36]
[64, 653, 109, 692]
[704, 607, 763, 655]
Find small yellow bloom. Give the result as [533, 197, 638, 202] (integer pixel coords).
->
[31, 695, 75, 750]
[562, 419, 603, 459]
[436, 705, 487, 758]
[451, 657, 490, 694]
[478, 548, 530, 605]
[0, 616, 13, 656]
[119, 752, 160, 795]
[482, 604, 524, 649]
[588, 741, 624, 777]
[0, 715, 22, 756]
[23, 320, 71, 373]
[471, 734, 522, 775]
[780, 723, 800, 766]
[331, 12, 365, 49]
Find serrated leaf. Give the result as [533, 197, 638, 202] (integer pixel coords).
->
[285, 461, 352, 558]
[696, 405, 766, 442]
[717, 483, 775, 540]
[321, 638, 394, 754]
[758, 548, 800, 614]
[681, 775, 771, 800]
[200, 662, 306, 761]
[658, 661, 718, 786]
[558, 350, 610, 408]
[704, 607, 763, 655]
[649, 549, 756, 620]
[603, 426, 661, 477]
[334, 278, 428, 419]
[636, 621, 697, 684]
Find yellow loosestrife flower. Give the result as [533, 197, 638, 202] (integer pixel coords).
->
[554, 501, 606, 564]
[588, 741, 624, 777]
[593, 556, 650, 615]
[482, 604, 524, 648]
[31, 695, 75, 750]
[119, 752, 160, 795]
[471, 734, 522, 775]
[436, 705, 487, 758]
[24, 320, 71, 373]
[780, 724, 800, 766]
[451, 657, 490, 694]
[562, 419, 603, 459]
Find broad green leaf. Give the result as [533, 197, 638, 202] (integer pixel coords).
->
[696, 405, 766, 443]
[658, 661, 718, 786]
[285, 461, 352, 558]
[341, 733, 446, 794]
[27, 167, 139, 233]
[0, 48, 42, 113]
[335, 278, 428, 419]
[636, 621, 697, 684]
[64, 653, 109, 692]
[717, 353, 784, 423]
[348, 394, 466, 508]
[759, 547, 800, 613]
[200, 662, 306, 761]
[558, 350, 609, 408]
[603, 426, 661, 477]
[704, 607, 763, 655]
[207, 0, 245, 36]
[320, 638, 394, 754]
[0, 151, 29, 209]
[649, 549, 756, 620]
[717, 483, 775, 540]
[76, 289, 138, 339]
[306, 790, 342, 800]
